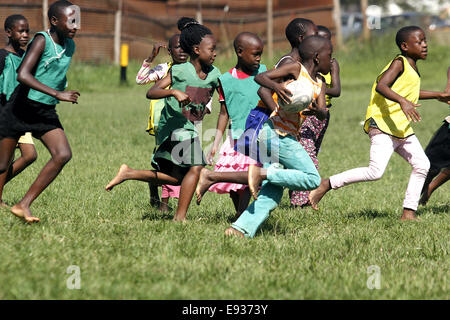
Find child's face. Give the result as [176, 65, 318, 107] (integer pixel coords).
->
[317, 42, 333, 74]
[169, 36, 188, 64]
[238, 40, 263, 72]
[6, 19, 29, 47]
[52, 6, 79, 39]
[195, 34, 217, 66]
[404, 29, 428, 60]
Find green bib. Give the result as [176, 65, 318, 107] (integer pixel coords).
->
[156, 62, 221, 145]
[219, 64, 267, 139]
[0, 52, 22, 101]
[27, 31, 75, 105]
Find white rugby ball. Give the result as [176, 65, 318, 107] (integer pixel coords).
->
[278, 77, 314, 113]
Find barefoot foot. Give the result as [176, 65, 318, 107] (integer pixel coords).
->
[225, 227, 244, 238]
[105, 164, 131, 191]
[173, 213, 186, 222]
[400, 208, 420, 221]
[248, 165, 263, 200]
[195, 168, 215, 205]
[308, 178, 331, 210]
[10, 204, 40, 223]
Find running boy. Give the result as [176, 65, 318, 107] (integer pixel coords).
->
[0, 0, 80, 222]
[309, 26, 450, 220]
[0, 14, 37, 208]
[225, 36, 331, 238]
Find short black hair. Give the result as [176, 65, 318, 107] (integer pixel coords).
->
[317, 25, 331, 40]
[395, 26, 423, 49]
[4, 14, 27, 31]
[48, 0, 73, 21]
[168, 33, 181, 50]
[233, 32, 263, 53]
[298, 35, 331, 62]
[285, 18, 315, 48]
[177, 17, 212, 55]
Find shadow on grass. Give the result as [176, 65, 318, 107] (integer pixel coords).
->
[141, 211, 173, 221]
[347, 209, 390, 219]
[417, 204, 449, 216]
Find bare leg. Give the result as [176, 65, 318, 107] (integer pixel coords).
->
[248, 165, 267, 200]
[11, 129, 72, 223]
[173, 165, 203, 221]
[105, 164, 180, 191]
[6, 143, 37, 182]
[195, 168, 249, 204]
[159, 197, 169, 212]
[0, 138, 20, 208]
[308, 178, 332, 210]
[148, 182, 160, 207]
[420, 168, 450, 205]
[232, 188, 251, 220]
[230, 191, 240, 214]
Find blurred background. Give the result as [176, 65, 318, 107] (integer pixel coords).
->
[0, 0, 448, 64]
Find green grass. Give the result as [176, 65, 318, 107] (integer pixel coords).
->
[0, 36, 448, 299]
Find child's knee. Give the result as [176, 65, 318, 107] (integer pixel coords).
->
[53, 149, 72, 165]
[23, 150, 38, 165]
[413, 157, 430, 176]
[367, 166, 384, 181]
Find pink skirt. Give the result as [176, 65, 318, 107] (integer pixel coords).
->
[161, 184, 180, 198]
[209, 136, 261, 194]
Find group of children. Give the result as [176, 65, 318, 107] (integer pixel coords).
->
[0, 1, 448, 238]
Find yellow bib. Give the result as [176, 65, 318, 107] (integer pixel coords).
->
[321, 72, 332, 106]
[364, 55, 420, 138]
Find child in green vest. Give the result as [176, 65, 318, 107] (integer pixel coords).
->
[0, 14, 38, 208]
[136, 34, 188, 212]
[194, 32, 266, 218]
[106, 17, 221, 222]
[0, 0, 80, 223]
[309, 26, 450, 221]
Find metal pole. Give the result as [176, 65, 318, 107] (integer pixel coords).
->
[43, 0, 48, 30]
[114, 0, 123, 65]
[333, 0, 343, 49]
[267, 0, 273, 62]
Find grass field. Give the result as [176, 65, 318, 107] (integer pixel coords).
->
[0, 35, 448, 299]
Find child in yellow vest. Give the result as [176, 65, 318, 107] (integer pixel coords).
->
[136, 34, 188, 212]
[309, 26, 450, 221]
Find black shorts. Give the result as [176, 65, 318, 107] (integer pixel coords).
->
[0, 90, 63, 140]
[425, 120, 450, 170]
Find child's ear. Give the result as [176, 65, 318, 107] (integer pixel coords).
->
[193, 45, 200, 55]
[50, 15, 58, 27]
[5, 28, 12, 38]
[313, 52, 320, 65]
[237, 46, 244, 57]
[400, 42, 408, 52]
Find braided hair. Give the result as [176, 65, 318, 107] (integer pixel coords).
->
[177, 17, 212, 55]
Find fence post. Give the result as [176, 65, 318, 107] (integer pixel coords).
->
[267, 0, 273, 62]
[114, 0, 123, 65]
[42, 0, 48, 30]
[333, 0, 343, 49]
[361, 0, 370, 40]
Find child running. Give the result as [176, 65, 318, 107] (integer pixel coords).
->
[195, 32, 266, 217]
[0, 15, 37, 208]
[225, 35, 331, 238]
[105, 17, 221, 222]
[0, 0, 80, 223]
[419, 67, 450, 205]
[289, 25, 341, 208]
[309, 26, 450, 221]
[136, 35, 188, 212]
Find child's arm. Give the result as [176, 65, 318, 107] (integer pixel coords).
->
[302, 81, 328, 120]
[146, 70, 190, 104]
[375, 58, 421, 122]
[326, 58, 341, 98]
[136, 43, 167, 84]
[420, 67, 450, 104]
[17, 35, 79, 103]
[255, 62, 301, 109]
[207, 102, 229, 164]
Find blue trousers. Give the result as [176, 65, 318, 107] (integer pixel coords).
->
[231, 121, 321, 238]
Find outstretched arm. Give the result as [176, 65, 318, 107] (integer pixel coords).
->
[375, 58, 421, 122]
[207, 102, 229, 164]
[325, 58, 341, 98]
[17, 35, 79, 103]
[419, 67, 450, 104]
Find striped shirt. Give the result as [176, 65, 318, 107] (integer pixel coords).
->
[269, 63, 322, 137]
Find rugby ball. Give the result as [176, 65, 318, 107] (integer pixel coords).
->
[278, 77, 314, 113]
